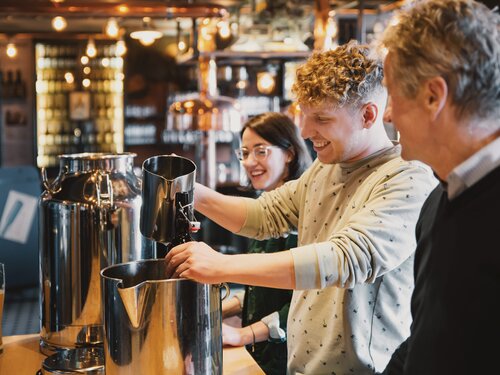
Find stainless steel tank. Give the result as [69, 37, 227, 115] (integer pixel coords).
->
[101, 259, 228, 375]
[39, 153, 155, 355]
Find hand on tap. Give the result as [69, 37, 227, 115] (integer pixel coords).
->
[165, 241, 228, 283]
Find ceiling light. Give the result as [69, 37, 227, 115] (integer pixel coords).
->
[6, 43, 17, 58]
[130, 17, 163, 46]
[86, 38, 97, 58]
[52, 16, 67, 32]
[105, 18, 120, 38]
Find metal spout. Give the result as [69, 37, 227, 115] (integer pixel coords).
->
[117, 281, 154, 329]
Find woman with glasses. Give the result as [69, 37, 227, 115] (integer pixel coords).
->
[223, 112, 312, 375]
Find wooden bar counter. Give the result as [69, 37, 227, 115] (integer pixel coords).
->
[0, 334, 264, 374]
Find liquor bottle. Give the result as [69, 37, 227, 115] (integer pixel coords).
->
[0, 70, 4, 99]
[4, 71, 13, 99]
[14, 70, 26, 99]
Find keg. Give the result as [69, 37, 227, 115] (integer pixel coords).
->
[101, 259, 228, 375]
[39, 153, 155, 355]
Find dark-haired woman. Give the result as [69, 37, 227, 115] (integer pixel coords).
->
[222, 112, 312, 375]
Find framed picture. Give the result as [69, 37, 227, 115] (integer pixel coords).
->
[69, 91, 90, 120]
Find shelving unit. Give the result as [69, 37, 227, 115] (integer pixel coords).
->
[35, 41, 124, 168]
[0, 39, 35, 167]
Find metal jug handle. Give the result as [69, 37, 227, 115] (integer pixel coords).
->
[41, 165, 66, 194]
[219, 283, 230, 301]
[96, 171, 114, 207]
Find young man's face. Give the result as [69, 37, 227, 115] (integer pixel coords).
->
[383, 53, 429, 162]
[299, 101, 366, 164]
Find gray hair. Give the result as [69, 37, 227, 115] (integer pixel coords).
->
[381, 0, 500, 122]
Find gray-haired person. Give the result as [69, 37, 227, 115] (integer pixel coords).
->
[380, 1, 500, 374]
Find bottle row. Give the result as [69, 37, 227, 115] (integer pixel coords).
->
[37, 56, 124, 70]
[36, 44, 120, 58]
[37, 143, 119, 167]
[1, 69, 27, 99]
[38, 67, 123, 82]
[37, 92, 122, 112]
[36, 79, 123, 94]
[39, 131, 121, 147]
[39, 118, 121, 135]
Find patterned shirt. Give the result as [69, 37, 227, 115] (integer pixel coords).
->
[238, 145, 437, 374]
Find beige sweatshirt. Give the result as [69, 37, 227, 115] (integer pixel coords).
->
[238, 145, 436, 374]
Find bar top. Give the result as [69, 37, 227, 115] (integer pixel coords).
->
[0, 334, 265, 375]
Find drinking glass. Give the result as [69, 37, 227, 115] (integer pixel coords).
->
[0, 263, 4, 354]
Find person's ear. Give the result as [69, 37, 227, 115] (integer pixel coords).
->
[424, 76, 447, 121]
[285, 148, 294, 164]
[362, 102, 378, 129]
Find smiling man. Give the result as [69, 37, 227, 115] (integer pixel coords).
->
[166, 42, 436, 374]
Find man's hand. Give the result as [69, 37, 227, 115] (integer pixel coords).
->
[165, 241, 228, 283]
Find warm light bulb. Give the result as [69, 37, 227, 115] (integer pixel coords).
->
[257, 72, 276, 95]
[115, 40, 127, 56]
[82, 78, 91, 88]
[101, 58, 110, 67]
[105, 18, 119, 38]
[81, 55, 89, 65]
[64, 72, 74, 84]
[178, 40, 186, 51]
[6, 43, 17, 58]
[52, 16, 67, 32]
[138, 36, 156, 46]
[217, 20, 231, 39]
[86, 38, 97, 58]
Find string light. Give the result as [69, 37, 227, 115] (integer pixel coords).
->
[64, 72, 74, 84]
[115, 39, 127, 56]
[86, 38, 97, 58]
[105, 18, 120, 38]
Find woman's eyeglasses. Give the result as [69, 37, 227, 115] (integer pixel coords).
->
[235, 145, 281, 161]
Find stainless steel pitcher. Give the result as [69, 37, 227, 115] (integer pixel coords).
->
[39, 153, 156, 355]
[140, 155, 198, 256]
[101, 259, 228, 375]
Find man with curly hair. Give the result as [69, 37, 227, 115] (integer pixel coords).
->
[166, 42, 436, 374]
[380, 1, 500, 374]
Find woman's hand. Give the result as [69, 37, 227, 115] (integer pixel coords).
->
[165, 241, 228, 283]
[222, 323, 247, 347]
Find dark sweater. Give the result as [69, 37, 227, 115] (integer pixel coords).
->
[242, 235, 295, 375]
[383, 165, 500, 375]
